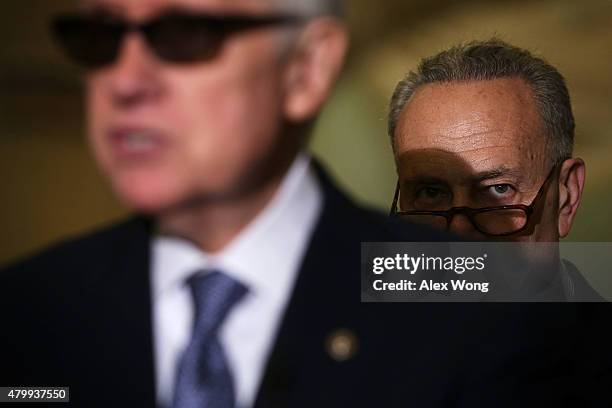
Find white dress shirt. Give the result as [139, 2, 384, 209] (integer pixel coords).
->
[151, 154, 323, 408]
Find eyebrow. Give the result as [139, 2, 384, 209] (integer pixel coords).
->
[400, 176, 449, 186]
[471, 167, 524, 183]
[400, 167, 526, 191]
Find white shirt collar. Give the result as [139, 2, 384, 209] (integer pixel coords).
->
[153, 152, 322, 300]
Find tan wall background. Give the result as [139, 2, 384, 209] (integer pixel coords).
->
[1, 0, 611, 268]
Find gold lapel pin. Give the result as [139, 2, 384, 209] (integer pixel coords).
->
[325, 328, 358, 362]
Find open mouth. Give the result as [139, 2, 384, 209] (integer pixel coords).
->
[109, 127, 166, 158]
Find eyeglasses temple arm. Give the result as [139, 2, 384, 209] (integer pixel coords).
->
[389, 180, 400, 216]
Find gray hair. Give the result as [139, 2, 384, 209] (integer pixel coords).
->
[388, 39, 575, 165]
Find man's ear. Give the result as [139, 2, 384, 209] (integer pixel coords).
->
[282, 17, 348, 122]
[558, 158, 586, 238]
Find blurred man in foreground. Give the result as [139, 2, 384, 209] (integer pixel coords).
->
[0, 4, 604, 408]
[388, 39, 601, 300]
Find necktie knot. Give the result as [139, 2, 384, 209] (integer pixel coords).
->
[188, 271, 248, 334]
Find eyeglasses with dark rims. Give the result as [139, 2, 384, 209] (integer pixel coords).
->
[51, 11, 305, 69]
[389, 166, 558, 237]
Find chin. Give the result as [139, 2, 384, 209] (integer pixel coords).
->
[117, 189, 178, 215]
[109, 173, 188, 215]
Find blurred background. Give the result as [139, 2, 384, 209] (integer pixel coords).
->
[1, 0, 611, 269]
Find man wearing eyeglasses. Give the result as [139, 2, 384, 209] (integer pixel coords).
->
[386, 40, 612, 405]
[388, 39, 601, 301]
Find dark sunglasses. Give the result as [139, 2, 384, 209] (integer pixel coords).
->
[51, 11, 304, 69]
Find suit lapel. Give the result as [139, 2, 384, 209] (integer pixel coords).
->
[254, 163, 366, 407]
[92, 217, 158, 406]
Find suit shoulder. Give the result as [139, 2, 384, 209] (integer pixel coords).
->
[312, 158, 454, 242]
[319, 195, 454, 243]
[0, 216, 151, 284]
[355, 205, 454, 242]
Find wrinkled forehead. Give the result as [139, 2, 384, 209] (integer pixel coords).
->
[394, 78, 548, 176]
[396, 148, 531, 189]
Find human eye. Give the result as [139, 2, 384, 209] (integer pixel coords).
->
[413, 185, 450, 209]
[485, 184, 516, 201]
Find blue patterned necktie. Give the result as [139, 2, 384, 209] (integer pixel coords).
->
[172, 271, 248, 408]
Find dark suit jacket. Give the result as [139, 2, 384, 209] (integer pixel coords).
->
[560, 259, 604, 302]
[0, 164, 608, 407]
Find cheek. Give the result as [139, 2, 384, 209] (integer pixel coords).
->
[85, 79, 112, 167]
[174, 63, 285, 169]
[527, 190, 560, 242]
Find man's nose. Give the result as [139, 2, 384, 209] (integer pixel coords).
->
[107, 33, 162, 107]
[448, 214, 481, 238]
